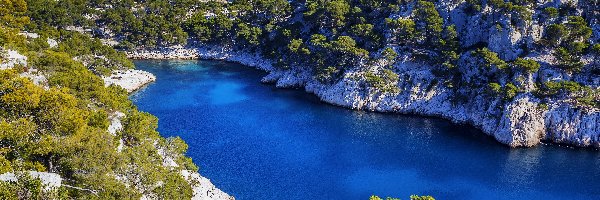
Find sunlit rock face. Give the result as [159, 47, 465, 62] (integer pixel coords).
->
[121, 0, 599, 148]
[125, 44, 599, 148]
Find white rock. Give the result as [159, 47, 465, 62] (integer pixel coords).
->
[103, 69, 156, 93]
[0, 49, 27, 70]
[181, 170, 234, 200]
[108, 111, 126, 136]
[47, 38, 58, 48]
[0, 171, 62, 191]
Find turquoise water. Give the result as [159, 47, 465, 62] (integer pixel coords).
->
[131, 60, 600, 200]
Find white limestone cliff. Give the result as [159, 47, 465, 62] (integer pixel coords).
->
[125, 44, 599, 148]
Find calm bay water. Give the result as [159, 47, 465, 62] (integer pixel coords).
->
[131, 60, 600, 200]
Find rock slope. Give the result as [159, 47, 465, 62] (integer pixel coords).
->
[127, 45, 599, 148]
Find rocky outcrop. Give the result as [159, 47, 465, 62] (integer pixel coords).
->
[0, 49, 27, 70]
[156, 142, 234, 200]
[181, 170, 234, 200]
[0, 171, 62, 191]
[103, 69, 156, 92]
[110, 112, 234, 200]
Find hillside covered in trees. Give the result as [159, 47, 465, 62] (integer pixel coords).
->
[0, 0, 232, 199]
[29, 0, 598, 147]
[0, 0, 598, 198]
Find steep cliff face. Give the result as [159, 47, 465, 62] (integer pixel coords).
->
[124, 0, 599, 148]
[127, 43, 599, 148]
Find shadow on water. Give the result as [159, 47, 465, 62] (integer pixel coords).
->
[131, 59, 600, 200]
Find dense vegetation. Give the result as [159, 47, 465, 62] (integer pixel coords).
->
[0, 0, 598, 197]
[1, 0, 197, 198]
[21, 0, 598, 108]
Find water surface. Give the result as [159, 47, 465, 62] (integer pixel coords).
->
[131, 60, 600, 200]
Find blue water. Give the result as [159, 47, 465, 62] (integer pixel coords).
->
[131, 60, 600, 200]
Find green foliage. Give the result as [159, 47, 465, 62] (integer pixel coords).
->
[0, 173, 67, 199]
[592, 44, 600, 56]
[488, 82, 503, 95]
[330, 36, 369, 58]
[441, 25, 459, 52]
[410, 195, 436, 200]
[386, 18, 416, 45]
[381, 47, 397, 62]
[305, 0, 351, 29]
[543, 7, 559, 18]
[0, 2, 202, 197]
[288, 39, 310, 55]
[543, 81, 583, 95]
[152, 171, 194, 199]
[349, 23, 382, 49]
[315, 66, 340, 83]
[370, 195, 400, 200]
[0, 0, 28, 49]
[511, 58, 540, 73]
[0, 0, 29, 29]
[544, 24, 567, 47]
[504, 83, 519, 100]
[236, 23, 263, 46]
[543, 16, 592, 73]
[539, 81, 599, 108]
[185, 10, 234, 43]
[465, 0, 482, 13]
[414, 0, 443, 46]
[472, 48, 508, 70]
[57, 31, 134, 75]
[487, 82, 520, 100]
[25, 0, 91, 29]
[365, 69, 400, 93]
[326, 0, 351, 27]
[565, 16, 592, 42]
[487, 0, 533, 22]
[554, 47, 584, 72]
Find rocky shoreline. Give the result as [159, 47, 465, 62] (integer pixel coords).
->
[125, 45, 599, 148]
[101, 68, 234, 200]
[1, 47, 234, 199]
[103, 69, 157, 93]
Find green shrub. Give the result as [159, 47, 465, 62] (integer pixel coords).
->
[544, 81, 582, 95]
[386, 18, 416, 45]
[465, 0, 482, 13]
[315, 66, 340, 83]
[381, 47, 397, 62]
[554, 47, 584, 72]
[414, 0, 443, 47]
[511, 58, 540, 73]
[541, 81, 598, 108]
[472, 48, 508, 70]
[488, 82, 503, 96]
[592, 44, 600, 55]
[505, 83, 519, 99]
[410, 195, 436, 200]
[543, 7, 559, 18]
[544, 24, 567, 46]
[365, 69, 400, 93]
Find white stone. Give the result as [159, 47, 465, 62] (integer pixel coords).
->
[0, 171, 62, 191]
[103, 69, 156, 93]
[0, 49, 27, 70]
